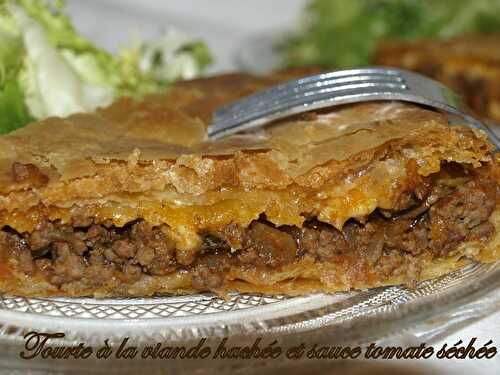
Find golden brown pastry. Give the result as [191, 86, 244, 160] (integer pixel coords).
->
[0, 73, 498, 297]
[375, 33, 500, 123]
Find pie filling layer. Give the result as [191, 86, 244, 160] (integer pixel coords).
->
[0, 167, 497, 292]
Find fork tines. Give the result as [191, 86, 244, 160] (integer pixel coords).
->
[207, 67, 499, 151]
[209, 68, 409, 139]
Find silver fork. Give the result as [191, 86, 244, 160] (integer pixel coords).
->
[207, 67, 500, 149]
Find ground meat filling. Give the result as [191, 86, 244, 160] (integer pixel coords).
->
[0, 175, 496, 290]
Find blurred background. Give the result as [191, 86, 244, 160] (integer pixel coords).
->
[4, 0, 499, 131]
[65, 0, 308, 73]
[64, 0, 500, 129]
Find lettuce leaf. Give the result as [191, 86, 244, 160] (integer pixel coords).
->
[0, 0, 212, 134]
[0, 1, 30, 132]
[0, 79, 33, 133]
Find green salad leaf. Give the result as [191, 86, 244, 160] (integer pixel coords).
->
[0, 0, 212, 134]
[0, 1, 28, 131]
[281, 0, 500, 68]
[0, 80, 33, 132]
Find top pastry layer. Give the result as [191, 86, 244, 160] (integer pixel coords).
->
[0, 74, 495, 234]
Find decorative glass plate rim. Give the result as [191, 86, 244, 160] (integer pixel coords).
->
[0, 261, 499, 345]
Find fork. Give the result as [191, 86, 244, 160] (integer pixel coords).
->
[207, 67, 500, 149]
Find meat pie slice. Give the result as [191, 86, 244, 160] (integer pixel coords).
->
[0, 74, 498, 297]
